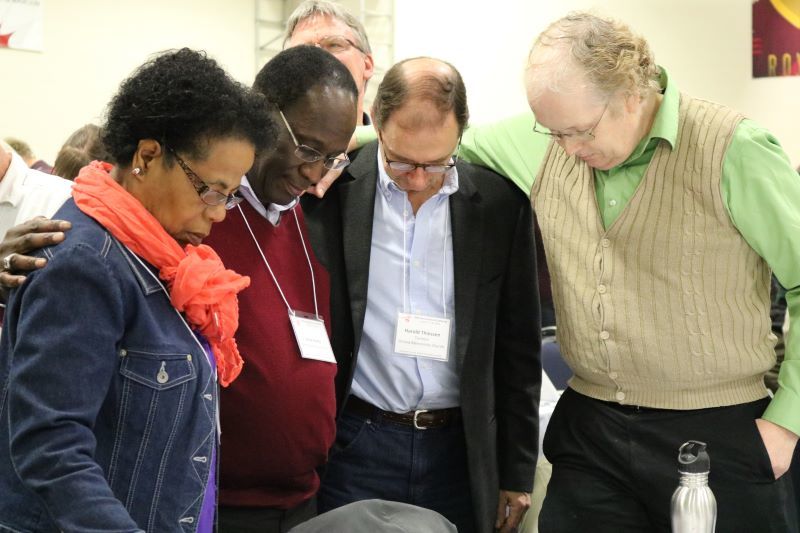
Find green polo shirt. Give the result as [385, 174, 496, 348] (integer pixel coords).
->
[353, 73, 800, 433]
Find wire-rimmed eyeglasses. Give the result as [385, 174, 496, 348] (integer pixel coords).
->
[309, 35, 365, 55]
[380, 137, 460, 175]
[168, 148, 243, 210]
[533, 103, 608, 143]
[278, 109, 350, 170]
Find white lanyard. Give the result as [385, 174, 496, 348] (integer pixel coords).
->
[237, 203, 319, 319]
[401, 196, 449, 317]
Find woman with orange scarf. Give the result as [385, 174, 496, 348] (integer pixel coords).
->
[0, 48, 272, 532]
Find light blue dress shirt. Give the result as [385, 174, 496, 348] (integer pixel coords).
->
[350, 148, 460, 412]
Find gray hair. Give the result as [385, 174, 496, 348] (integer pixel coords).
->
[283, 0, 372, 54]
[526, 12, 660, 102]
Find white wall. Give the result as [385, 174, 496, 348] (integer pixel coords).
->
[394, 0, 800, 167]
[3, 1, 799, 167]
[1, 0, 256, 163]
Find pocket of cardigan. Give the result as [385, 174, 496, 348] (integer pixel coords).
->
[119, 349, 196, 391]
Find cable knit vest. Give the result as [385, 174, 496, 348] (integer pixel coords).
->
[531, 93, 775, 409]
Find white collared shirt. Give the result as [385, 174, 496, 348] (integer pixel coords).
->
[239, 175, 297, 226]
[0, 150, 72, 240]
[350, 146, 460, 412]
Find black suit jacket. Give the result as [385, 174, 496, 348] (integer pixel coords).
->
[302, 141, 541, 533]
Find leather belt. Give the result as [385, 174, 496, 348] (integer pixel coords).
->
[344, 395, 461, 430]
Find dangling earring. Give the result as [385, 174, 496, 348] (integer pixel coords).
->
[132, 167, 142, 176]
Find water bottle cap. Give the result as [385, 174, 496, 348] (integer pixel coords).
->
[677, 440, 710, 473]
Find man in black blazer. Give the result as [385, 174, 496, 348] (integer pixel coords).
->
[302, 57, 541, 533]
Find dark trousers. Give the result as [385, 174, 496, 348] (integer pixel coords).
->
[317, 409, 476, 533]
[218, 497, 316, 533]
[539, 388, 798, 533]
[795, 444, 800, 510]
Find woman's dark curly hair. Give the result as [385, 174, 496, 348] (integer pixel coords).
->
[101, 48, 274, 166]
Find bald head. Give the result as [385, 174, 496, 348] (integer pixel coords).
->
[372, 56, 469, 136]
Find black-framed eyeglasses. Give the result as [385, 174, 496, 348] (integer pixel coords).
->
[380, 138, 460, 175]
[533, 103, 608, 142]
[302, 35, 365, 55]
[168, 148, 243, 210]
[278, 109, 351, 170]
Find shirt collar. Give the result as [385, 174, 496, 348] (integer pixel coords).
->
[240, 175, 297, 226]
[621, 66, 679, 164]
[375, 142, 460, 201]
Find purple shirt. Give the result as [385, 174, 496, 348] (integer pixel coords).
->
[197, 335, 217, 533]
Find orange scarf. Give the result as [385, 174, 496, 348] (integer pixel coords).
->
[72, 161, 249, 386]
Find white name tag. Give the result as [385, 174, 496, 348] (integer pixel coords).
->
[394, 312, 452, 361]
[289, 311, 337, 363]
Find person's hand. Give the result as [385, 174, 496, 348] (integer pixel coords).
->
[0, 217, 71, 292]
[305, 166, 344, 199]
[495, 490, 531, 532]
[756, 418, 798, 479]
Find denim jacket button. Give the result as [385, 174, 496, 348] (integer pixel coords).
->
[119, 349, 127, 357]
[156, 361, 169, 384]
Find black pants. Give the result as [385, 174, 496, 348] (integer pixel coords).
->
[218, 497, 316, 533]
[539, 388, 798, 533]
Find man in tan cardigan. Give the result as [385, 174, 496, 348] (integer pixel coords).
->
[526, 12, 800, 532]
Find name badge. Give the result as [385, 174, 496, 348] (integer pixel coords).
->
[289, 311, 337, 363]
[394, 312, 451, 361]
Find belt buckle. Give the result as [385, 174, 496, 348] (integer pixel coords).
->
[413, 409, 430, 430]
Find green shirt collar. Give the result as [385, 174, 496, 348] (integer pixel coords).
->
[620, 67, 679, 165]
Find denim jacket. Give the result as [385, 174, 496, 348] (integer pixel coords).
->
[0, 200, 218, 533]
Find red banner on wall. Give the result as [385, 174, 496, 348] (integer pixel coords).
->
[753, 0, 800, 77]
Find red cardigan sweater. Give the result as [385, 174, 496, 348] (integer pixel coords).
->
[206, 201, 337, 509]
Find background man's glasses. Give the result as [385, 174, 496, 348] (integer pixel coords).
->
[308, 35, 365, 55]
[169, 148, 243, 210]
[278, 109, 350, 170]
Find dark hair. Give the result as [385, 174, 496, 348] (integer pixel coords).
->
[101, 48, 273, 166]
[372, 57, 469, 135]
[253, 45, 358, 109]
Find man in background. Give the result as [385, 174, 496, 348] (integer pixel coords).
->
[4, 137, 53, 174]
[0, 140, 69, 242]
[284, 0, 374, 126]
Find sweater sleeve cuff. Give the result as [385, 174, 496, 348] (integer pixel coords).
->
[763, 386, 800, 437]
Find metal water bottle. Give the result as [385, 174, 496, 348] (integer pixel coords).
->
[671, 440, 717, 533]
